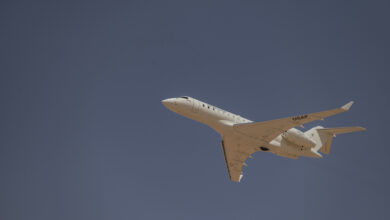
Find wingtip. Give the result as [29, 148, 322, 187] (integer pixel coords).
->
[341, 101, 354, 111]
[239, 173, 243, 182]
[357, 126, 367, 131]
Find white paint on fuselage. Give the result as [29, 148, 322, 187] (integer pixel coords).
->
[162, 96, 321, 158]
[162, 96, 251, 124]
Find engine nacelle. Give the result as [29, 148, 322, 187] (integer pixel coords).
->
[281, 128, 316, 149]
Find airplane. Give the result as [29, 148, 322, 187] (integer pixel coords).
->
[161, 96, 365, 182]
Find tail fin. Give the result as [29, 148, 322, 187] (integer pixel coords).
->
[305, 126, 365, 154]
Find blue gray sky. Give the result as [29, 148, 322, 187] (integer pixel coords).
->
[1, 0, 389, 219]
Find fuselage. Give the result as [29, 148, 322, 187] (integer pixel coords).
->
[162, 96, 322, 159]
[162, 96, 251, 130]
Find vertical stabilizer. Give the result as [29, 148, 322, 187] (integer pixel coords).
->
[304, 126, 326, 152]
[320, 136, 334, 154]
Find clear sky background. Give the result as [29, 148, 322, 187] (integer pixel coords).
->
[1, 0, 389, 219]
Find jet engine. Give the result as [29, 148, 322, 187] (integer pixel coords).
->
[281, 128, 316, 149]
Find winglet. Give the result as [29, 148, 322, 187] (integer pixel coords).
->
[341, 101, 354, 111]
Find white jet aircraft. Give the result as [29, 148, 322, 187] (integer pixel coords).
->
[162, 96, 365, 182]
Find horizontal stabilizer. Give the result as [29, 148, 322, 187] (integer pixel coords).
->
[317, 126, 365, 154]
[317, 126, 366, 135]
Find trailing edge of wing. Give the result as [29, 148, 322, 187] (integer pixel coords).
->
[220, 140, 232, 180]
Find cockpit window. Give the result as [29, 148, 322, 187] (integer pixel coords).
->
[180, 96, 189, 99]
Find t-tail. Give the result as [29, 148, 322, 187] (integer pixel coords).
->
[305, 126, 366, 155]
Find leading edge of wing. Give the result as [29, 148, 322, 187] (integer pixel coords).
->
[220, 140, 232, 180]
[233, 101, 355, 142]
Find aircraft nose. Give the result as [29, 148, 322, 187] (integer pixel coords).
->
[161, 98, 176, 107]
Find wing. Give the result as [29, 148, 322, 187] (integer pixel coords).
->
[220, 136, 257, 182]
[233, 101, 354, 143]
